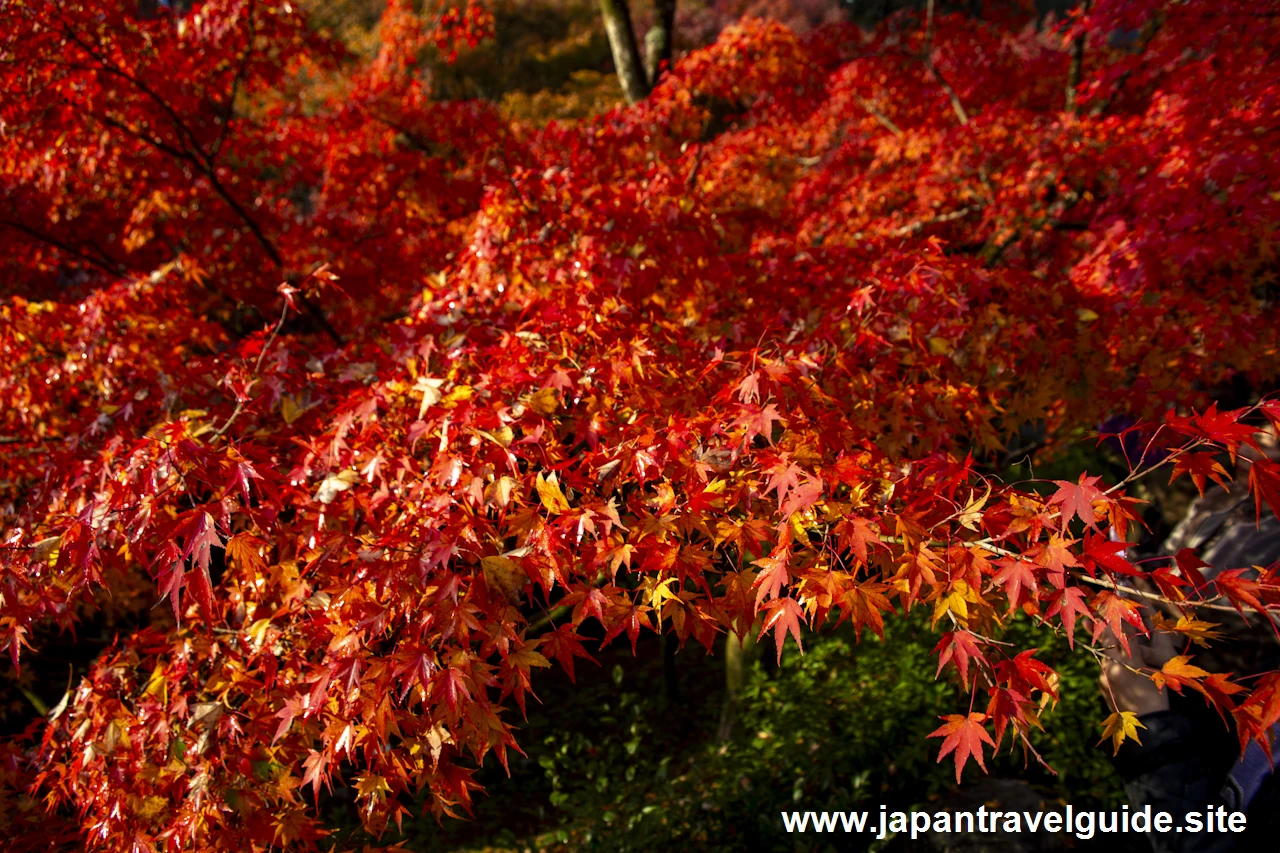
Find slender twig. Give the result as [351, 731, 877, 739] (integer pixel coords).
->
[525, 604, 572, 636]
[684, 145, 706, 189]
[886, 204, 980, 237]
[931, 70, 971, 126]
[211, 299, 290, 439]
[858, 97, 904, 138]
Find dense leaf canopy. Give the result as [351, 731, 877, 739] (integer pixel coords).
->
[1, 0, 1279, 849]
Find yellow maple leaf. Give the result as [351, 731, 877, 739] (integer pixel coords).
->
[142, 666, 167, 703]
[280, 395, 307, 424]
[931, 580, 979, 627]
[481, 555, 526, 605]
[507, 643, 551, 672]
[643, 576, 680, 609]
[1098, 711, 1146, 755]
[535, 472, 571, 513]
[354, 773, 391, 802]
[527, 387, 560, 416]
[1152, 613, 1224, 648]
[442, 384, 474, 406]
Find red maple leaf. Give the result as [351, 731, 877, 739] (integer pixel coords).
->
[1215, 569, 1272, 620]
[273, 694, 308, 744]
[1249, 458, 1280, 524]
[758, 596, 806, 664]
[838, 581, 894, 640]
[751, 551, 791, 606]
[1091, 590, 1147, 654]
[1047, 474, 1106, 532]
[932, 630, 987, 684]
[778, 476, 823, 518]
[762, 457, 802, 507]
[542, 626, 597, 682]
[1034, 534, 1080, 588]
[1045, 586, 1091, 648]
[928, 713, 995, 783]
[835, 516, 880, 564]
[985, 686, 1029, 747]
[992, 558, 1038, 613]
[1167, 403, 1258, 458]
[1081, 532, 1140, 577]
[1202, 673, 1245, 720]
[1173, 548, 1212, 591]
[1169, 451, 1231, 497]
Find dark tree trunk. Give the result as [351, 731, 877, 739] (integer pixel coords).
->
[598, 0, 651, 104]
[1065, 1, 1090, 114]
[644, 0, 677, 86]
[1066, 33, 1085, 113]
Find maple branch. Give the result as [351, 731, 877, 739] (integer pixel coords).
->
[795, 102, 901, 169]
[978, 190, 1086, 265]
[924, 0, 937, 57]
[1082, 640, 1149, 680]
[931, 71, 970, 126]
[196, 169, 346, 348]
[1073, 573, 1247, 616]
[1104, 436, 1205, 497]
[91, 110, 191, 161]
[876, 533, 1021, 561]
[887, 204, 980, 238]
[0, 216, 128, 279]
[921, 0, 969, 126]
[948, 614, 1014, 648]
[374, 112, 455, 159]
[52, 15, 213, 161]
[1088, 17, 1166, 118]
[49, 5, 343, 346]
[684, 144, 706, 189]
[200, 169, 283, 266]
[858, 97, 904, 138]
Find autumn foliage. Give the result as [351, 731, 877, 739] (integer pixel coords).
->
[1, 0, 1280, 848]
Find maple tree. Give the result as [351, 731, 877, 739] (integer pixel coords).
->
[1, 0, 1279, 849]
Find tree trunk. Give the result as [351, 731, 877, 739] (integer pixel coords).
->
[716, 628, 758, 742]
[644, 0, 677, 86]
[1065, 21, 1087, 114]
[598, 0, 651, 104]
[1065, 1, 1091, 114]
